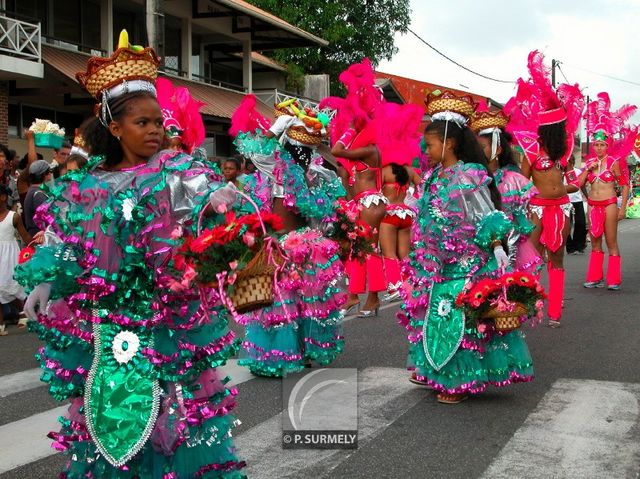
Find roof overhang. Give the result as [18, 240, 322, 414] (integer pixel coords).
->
[41, 45, 272, 121]
[191, 0, 328, 51]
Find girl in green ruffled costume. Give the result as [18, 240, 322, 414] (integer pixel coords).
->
[228, 95, 347, 377]
[398, 91, 534, 404]
[16, 33, 246, 478]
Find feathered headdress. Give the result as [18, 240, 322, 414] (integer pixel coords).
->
[156, 77, 205, 154]
[319, 58, 383, 146]
[504, 50, 584, 166]
[229, 94, 272, 137]
[584, 92, 637, 182]
[585, 92, 637, 144]
[376, 102, 423, 166]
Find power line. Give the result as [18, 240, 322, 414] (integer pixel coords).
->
[407, 28, 515, 84]
[562, 62, 640, 88]
[556, 62, 570, 84]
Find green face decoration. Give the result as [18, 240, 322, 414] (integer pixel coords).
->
[165, 125, 184, 139]
[84, 322, 160, 466]
[592, 130, 609, 143]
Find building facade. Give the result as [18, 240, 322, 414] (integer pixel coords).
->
[0, 0, 327, 159]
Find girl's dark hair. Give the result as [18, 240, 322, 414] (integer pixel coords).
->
[425, 120, 502, 211]
[83, 91, 157, 168]
[0, 184, 9, 197]
[0, 143, 10, 163]
[390, 163, 409, 186]
[537, 121, 567, 163]
[224, 157, 241, 169]
[479, 130, 518, 169]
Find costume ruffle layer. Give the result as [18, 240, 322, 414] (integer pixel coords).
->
[400, 161, 534, 395]
[238, 229, 346, 377]
[15, 151, 246, 477]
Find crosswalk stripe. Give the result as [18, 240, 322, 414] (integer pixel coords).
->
[233, 367, 424, 478]
[0, 405, 67, 474]
[0, 368, 42, 398]
[0, 359, 255, 474]
[481, 378, 640, 479]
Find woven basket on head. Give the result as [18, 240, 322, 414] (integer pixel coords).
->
[425, 90, 477, 119]
[274, 105, 292, 118]
[76, 48, 160, 99]
[286, 125, 323, 146]
[483, 302, 527, 332]
[229, 242, 284, 313]
[469, 111, 509, 133]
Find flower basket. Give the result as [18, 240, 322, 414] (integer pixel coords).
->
[228, 240, 284, 313]
[34, 133, 64, 149]
[483, 302, 528, 331]
[456, 271, 546, 332]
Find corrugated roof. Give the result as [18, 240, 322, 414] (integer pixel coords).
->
[41, 45, 273, 120]
[216, 0, 328, 47]
[375, 71, 502, 110]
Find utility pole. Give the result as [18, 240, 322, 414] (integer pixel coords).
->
[551, 59, 557, 87]
[145, 0, 164, 59]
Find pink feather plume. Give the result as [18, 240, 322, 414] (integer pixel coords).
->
[229, 94, 272, 137]
[156, 77, 205, 154]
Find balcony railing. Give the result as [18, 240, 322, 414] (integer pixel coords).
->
[0, 13, 41, 62]
[253, 89, 335, 119]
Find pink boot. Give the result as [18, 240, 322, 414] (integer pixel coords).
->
[583, 250, 604, 288]
[547, 265, 565, 326]
[383, 257, 401, 290]
[366, 254, 387, 293]
[606, 255, 621, 290]
[346, 258, 366, 295]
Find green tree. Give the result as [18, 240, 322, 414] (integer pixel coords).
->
[248, 0, 411, 93]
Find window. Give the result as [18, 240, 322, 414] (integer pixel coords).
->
[163, 16, 182, 75]
[53, 0, 81, 44]
[81, 0, 102, 50]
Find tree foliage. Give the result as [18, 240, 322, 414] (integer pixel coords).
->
[248, 0, 411, 93]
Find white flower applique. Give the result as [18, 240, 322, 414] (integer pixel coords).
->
[437, 298, 452, 317]
[112, 330, 140, 364]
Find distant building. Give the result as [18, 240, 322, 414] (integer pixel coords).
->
[0, 0, 327, 158]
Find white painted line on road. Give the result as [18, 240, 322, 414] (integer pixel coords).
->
[481, 378, 640, 479]
[0, 368, 42, 398]
[221, 358, 255, 386]
[0, 405, 67, 474]
[0, 359, 255, 473]
[234, 367, 424, 478]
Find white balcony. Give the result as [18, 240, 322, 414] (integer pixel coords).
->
[0, 14, 43, 79]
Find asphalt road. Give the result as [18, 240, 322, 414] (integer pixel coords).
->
[1, 221, 640, 478]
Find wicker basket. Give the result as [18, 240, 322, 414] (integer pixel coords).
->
[469, 110, 509, 133]
[483, 302, 527, 332]
[274, 105, 291, 118]
[286, 125, 323, 146]
[228, 242, 284, 313]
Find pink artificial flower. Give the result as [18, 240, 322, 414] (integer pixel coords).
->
[347, 231, 357, 240]
[229, 260, 239, 270]
[168, 279, 187, 293]
[170, 226, 183, 239]
[242, 232, 256, 247]
[182, 265, 197, 285]
[215, 202, 228, 214]
[477, 323, 487, 334]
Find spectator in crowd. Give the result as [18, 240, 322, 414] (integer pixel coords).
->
[51, 140, 72, 178]
[222, 156, 243, 187]
[566, 156, 587, 254]
[23, 159, 52, 236]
